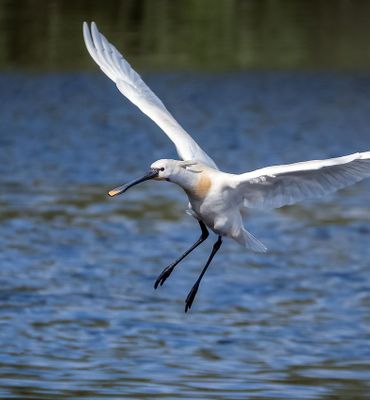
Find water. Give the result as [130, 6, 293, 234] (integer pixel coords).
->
[1, 71, 370, 398]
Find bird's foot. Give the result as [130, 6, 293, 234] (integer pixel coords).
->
[185, 282, 200, 312]
[154, 264, 175, 289]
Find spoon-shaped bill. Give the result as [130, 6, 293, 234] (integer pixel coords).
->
[108, 169, 159, 197]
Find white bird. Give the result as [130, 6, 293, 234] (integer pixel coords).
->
[83, 22, 370, 312]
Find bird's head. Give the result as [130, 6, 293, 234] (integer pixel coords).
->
[150, 159, 178, 180]
[108, 159, 202, 197]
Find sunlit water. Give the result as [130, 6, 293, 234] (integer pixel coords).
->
[1, 72, 370, 399]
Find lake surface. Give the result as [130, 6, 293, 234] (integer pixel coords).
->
[0, 71, 370, 398]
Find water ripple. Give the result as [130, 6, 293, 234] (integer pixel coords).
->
[0, 72, 370, 399]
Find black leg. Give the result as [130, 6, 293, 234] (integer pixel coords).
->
[185, 235, 222, 313]
[154, 220, 209, 289]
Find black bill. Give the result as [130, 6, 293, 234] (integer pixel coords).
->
[108, 169, 159, 197]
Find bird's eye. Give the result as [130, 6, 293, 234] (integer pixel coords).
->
[160, 167, 165, 171]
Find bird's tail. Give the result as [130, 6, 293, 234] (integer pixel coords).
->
[234, 228, 267, 253]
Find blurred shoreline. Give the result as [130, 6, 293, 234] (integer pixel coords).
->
[1, 0, 370, 71]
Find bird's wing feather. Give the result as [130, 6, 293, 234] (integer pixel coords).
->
[83, 22, 218, 169]
[233, 151, 370, 209]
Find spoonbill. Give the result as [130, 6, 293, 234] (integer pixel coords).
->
[83, 22, 370, 312]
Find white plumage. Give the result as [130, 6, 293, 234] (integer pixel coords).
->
[83, 22, 217, 169]
[83, 22, 370, 311]
[235, 151, 370, 209]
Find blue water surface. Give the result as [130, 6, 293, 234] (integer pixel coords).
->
[0, 72, 370, 399]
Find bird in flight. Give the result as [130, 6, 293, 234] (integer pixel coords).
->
[83, 22, 370, 312]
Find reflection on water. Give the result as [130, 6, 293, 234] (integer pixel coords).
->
[1, 71, 370, 398]
[2, 0, 370, 70]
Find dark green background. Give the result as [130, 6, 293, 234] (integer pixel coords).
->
[1, 0, 370, 71]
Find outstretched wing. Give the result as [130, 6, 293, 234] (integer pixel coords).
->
[83, 22, 217, 169]
[233, 151, 370, 209]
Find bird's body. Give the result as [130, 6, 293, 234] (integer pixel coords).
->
[185, 167, 245, 243]
[83, 22, 370, 311]
[151, 159, 267, 251]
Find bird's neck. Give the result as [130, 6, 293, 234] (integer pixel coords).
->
[173, 169, 212, 200]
